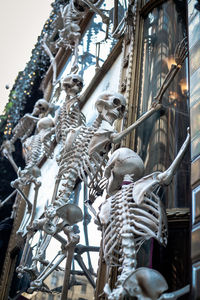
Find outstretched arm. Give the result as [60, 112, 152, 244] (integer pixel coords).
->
[111, 38, 188, 145]
[157, 128, 190, 186]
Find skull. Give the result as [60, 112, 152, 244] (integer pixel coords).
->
[62, 74, 83, 96]
[95, 92, 126, 125]
[123, 267, 168, 299]
[32, 99, 49, 116]
[104, 147, 144, 196]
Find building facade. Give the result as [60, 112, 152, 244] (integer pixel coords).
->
[0, 0, 199, 299]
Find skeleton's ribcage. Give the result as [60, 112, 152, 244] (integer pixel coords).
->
[55, 102, 85, 144]
[11, 118, 36, 144]
[57, 126, 107, 199]
[23, 134, 43, 169]
[103, 184, 168, 267]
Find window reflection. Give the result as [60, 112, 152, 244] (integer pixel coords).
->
[135, 0, 190, 208]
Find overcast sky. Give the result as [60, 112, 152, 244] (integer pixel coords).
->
[0, 0, 53, 114]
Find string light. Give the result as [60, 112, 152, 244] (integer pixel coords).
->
[2, 0, 68, 138]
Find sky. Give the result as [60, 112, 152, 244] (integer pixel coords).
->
[0, 0, 53, 114]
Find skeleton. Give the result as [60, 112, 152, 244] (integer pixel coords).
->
[45, 0, 109, 73]
[26, 204, 83, 295]
[98, 130, 190, 300]
[0, 99, 50, 222]
[57, 0, 109, 49]
[112, 0, 138, 40]
[14, 38, 187, 296]
[52, 91, 126, 210]
[55, 74, 85, 146]
[42, 36, 187, 240]
[1, 98, 49, 172]
[15, 116, 55, 234]
[19, 91, 126, 294]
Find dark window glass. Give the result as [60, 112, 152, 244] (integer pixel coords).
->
[135, 0, 190, 208]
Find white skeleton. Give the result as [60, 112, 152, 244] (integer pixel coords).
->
[57, 0, 109, 50]
[1, 99, 49, 172]
[53, 91, 126, 209]
[15, 74, 85, 285]
[36, 36, 187, 273]
[112, 0, 138, 40]
[98, 131, 190, 300]
[55, 74, 85, 146]
[13, 37, 187, 295]
[43, 0, 109, 74]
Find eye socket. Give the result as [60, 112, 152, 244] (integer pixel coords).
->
[64, 83, 71, 89]
[78, 81, 83, 87]
[73, 78, 78, 83]
[113, 98, 121, 106]
[121, 105, 125, 114]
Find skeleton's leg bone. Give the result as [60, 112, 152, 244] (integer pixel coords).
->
[37, 233, 53, 260]
[17, 207, 31, 236]
[0, 189, 17, 207]
[29, 183, 41, 225]
[51, 177, 61, 203]
[42, 34, 57, 85]
[70, 40, 79, 73]
[4, 152, 19, 173]
[16, 232, 34, 278]
[81, 0, 109, 25]
[60, 246, 76, 300]
[29, 252, 66, 292]
[11, 182, 32, 212]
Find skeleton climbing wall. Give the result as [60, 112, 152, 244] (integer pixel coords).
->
[98, 134, 190, 299]
[0, 1, 191, 299]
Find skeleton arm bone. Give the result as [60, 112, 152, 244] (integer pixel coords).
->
[158, 284, 190, 300]
[111, 59, 184, 145]
[81, 0, 109, 25]
[42, 34, 57, 85]
[112, 38, 187, 145]
[154, 37, 187, 103]
[11, 180, 32, 212]
[111, 103, 162, 144]
[154, 64, 180, 103]
[157, 129, 190, 186]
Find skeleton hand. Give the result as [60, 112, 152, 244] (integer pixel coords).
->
[174, 37, 188, 67]
[1, 140, 15, 156]
[154, 37, 188, 104]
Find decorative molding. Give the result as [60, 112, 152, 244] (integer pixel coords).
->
[140, 0, 166, 18]
[166, 208, 190, 221]
[0, 194, 26, 299]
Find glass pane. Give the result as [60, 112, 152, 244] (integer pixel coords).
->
[135, 0, 190, 208]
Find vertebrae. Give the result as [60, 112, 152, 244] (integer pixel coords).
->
[103, 182, 168, 299]
[55, 116, 104, 205]
[56, 98, 85, 145]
